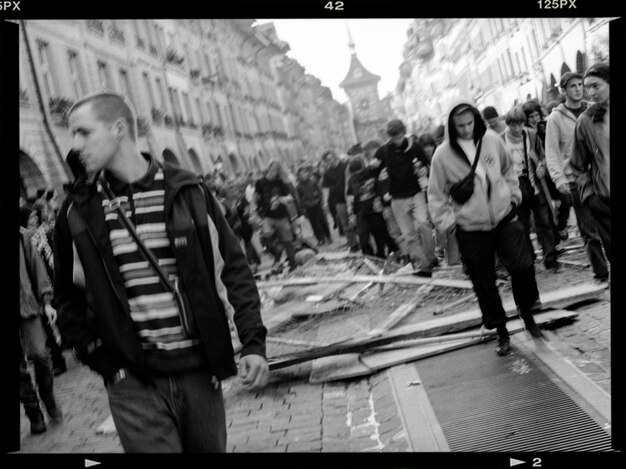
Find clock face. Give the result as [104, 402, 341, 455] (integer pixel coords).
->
[353, 68, 363, 78]
[359, 98, 370, 111]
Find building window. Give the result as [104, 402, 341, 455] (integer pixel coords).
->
[181, 92, 193, 123]
[119, 69, 134, 105]
[67, 51, 83, 100]
[195, 98, 204, 125]
[36, 41, 55, 98]
[97, 61, 111, 90]
[142, 72, 155, 109]
[133, 21, 146, 49]
[155, 77, 166, 109]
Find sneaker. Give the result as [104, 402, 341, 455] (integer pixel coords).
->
[496, 335, 511, 356]
[546, 262, 561, 274]
[593, 277, 609, 289]
[27, 409, 47, 434]
[522, 313, 544, 339]
[558, 229, 569, 242]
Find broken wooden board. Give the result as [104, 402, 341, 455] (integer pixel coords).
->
[269, 283, 602, 370]
[316, 251, 362, 261]
[274, 282, 348, 303]
[309, 309, 578, 383]
[291, 299, 351, 318]
[368, 302, 419, 336]
[257, 274, 474, 290]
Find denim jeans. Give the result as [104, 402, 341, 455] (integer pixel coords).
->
[586, 194, 611, 261]
[391, 192, 437, 272]
[106, 368, 227, 453]
[517, 183, 558, 268]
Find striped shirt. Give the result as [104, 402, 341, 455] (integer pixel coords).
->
[99, 163, 204, 373]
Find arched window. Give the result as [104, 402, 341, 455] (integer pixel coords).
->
[576, 51, 585, 74]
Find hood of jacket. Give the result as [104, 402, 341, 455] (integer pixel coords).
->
[552, 102, 588, 122]
[445, 98, 488, 160]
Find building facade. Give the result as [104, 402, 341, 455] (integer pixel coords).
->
[18, 20, 354, 199]
[394, 18, 611, 136]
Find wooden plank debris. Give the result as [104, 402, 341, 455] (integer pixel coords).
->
[258, 274, 474, 290]
[268, 282, 603, 370]
[309, 309, 578, 383]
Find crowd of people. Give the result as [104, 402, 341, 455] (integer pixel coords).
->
[17, 61, 609, 450]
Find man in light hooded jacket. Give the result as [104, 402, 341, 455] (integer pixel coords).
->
[545, 71, 608, 283]
[428, 100, 543, 356]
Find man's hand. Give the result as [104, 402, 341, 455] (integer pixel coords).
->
[44, 304, 57, 325]
[368, 158, 381, 168]
[535, 164, 546, 179]
[557, 184, 571, 196]
[239, 354, 269, 389]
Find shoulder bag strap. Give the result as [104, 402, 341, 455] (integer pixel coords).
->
[98, 174, 177, 294]
[468, 138, 483, 176]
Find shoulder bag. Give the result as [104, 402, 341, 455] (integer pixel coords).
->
[449, 138, 483, 204]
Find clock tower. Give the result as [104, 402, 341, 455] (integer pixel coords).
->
[339, 27, 386, 144]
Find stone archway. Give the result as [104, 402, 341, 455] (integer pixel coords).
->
[19, 150, 47, 200]
[162, 148, 180, 166]
[188, 148, 203, 174]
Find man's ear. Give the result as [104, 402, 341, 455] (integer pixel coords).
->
[114, 118, 126, 138]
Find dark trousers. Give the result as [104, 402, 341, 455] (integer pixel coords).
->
[356, 211, 397, 258]
[19, 316, 57, 415]
[456, 213, 540, 330]
[19, 335, 42, 415]
[106, 368, 227, 453]
[569, 183, 608, 278]
[305, 204, 331, 242]
[586, 194, 611, 261]
[518, 180, 558, 268]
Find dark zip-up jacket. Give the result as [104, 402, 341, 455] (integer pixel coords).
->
[373, 137, 430, 198]
[53, 155, 266, 383]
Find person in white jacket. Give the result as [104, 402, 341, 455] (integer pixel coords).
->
[428, 100, 544, 356]
[545, 72, 608, 284]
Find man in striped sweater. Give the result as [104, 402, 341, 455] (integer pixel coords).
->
[53, 93, 268, 452]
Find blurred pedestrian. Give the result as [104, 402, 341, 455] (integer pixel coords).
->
[371, 119, 437, 276]
[296, 165, 332, 246]
[482, 106, 507, 136]
[321, 150, 358, 251]
[19, 221, 63, 434]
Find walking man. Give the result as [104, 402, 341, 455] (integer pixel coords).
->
[428, 100, 544, 356]
[545, 71, 609, 283]
[19, 222, 63, 434]
[570, 63, 611, 262]
[53, 92, 268, 453]
[372, 119, 437, 276]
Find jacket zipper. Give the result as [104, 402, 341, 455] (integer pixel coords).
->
[164, 182, 199, 338]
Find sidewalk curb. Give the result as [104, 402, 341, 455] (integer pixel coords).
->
[387, 363, 450, 451]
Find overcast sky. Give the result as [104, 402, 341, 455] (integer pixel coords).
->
[256, 19, 414, 104]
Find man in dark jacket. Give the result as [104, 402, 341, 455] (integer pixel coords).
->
[371, 119, 437, 276]
[570, 63, 611, 261]
[53, 92, 268, 453]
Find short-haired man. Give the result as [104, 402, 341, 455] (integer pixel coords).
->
[371, 119, 437, 276]
[428, 100, 543, 356]
[53, 92, 268, 452]
[570, 63, 611, 262]
[482, 106, 507, 136]
[502, 106, 560, 273]
[545, 71, 608, 284]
